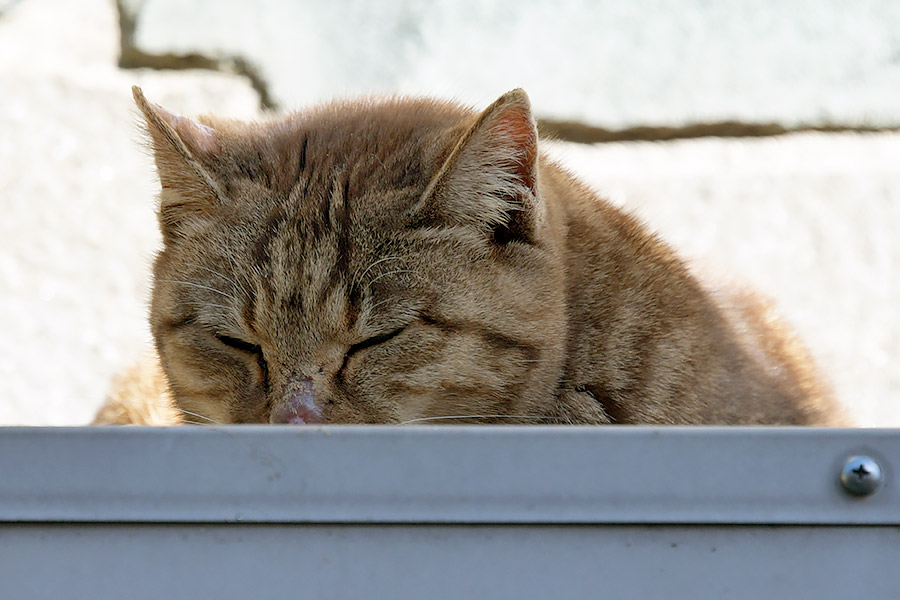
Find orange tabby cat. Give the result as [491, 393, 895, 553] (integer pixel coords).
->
[95, 86, 846, 426]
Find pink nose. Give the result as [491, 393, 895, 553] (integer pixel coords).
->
[269, 377, 323, 424]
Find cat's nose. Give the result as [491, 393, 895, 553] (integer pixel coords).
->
[270, 377, 323, 424]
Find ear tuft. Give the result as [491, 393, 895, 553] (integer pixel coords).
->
[482, 88, 538, 191]
[417, 88, 543, 244]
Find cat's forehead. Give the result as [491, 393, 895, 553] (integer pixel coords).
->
[202, 97, 474, 225]
[226, 99, 476, 252]
[285, 98, 471, 186]
[299, 96, 472, 143]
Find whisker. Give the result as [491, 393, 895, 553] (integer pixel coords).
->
[173, 407, 221, 424]
[226, 253, 261, 295]
[186, 263, 252, 300]
[367, 269, 424, 286]
[353, 255, 405, 289]
[182, 301, 233, 312]
[364, 296, 399, 315]
[397, 414, 559, 425]
[117, 397, 222, 425]
[185, 263, 237, 286]
[158, 279, 239, 301]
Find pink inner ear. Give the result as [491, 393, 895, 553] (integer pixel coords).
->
[492, 107, 537, 188]
[153, 102, 220, 156]
[494, 108, 535, 145]
[178, 119, 219, 155]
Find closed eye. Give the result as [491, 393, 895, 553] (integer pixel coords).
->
[346, 327, 406, 358]
[215, 333, 269, 389]
[215, 334, 262, 356]
[337, 326, 406, 380]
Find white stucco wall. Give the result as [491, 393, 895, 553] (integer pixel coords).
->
[0, 0, 897, 425]
[129, 0, 900, 128]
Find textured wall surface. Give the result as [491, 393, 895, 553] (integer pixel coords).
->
[0, 0, 897, 425]
[126, 0, 900, 128]
[0, 0, 259, 424]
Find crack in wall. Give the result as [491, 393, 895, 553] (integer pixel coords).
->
[537, 119, 900, 143]
[113, 1, 899, 143]
[115, 0, 277, 110]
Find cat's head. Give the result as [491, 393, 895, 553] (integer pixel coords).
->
[134, 86, 567, 425]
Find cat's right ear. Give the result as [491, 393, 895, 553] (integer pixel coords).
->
[132, 86, 226, 242]
[414, 88, 544, 245]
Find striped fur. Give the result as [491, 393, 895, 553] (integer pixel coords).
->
[95, 88, 846, 426]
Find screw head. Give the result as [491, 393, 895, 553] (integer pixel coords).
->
[840, 455, 883, 497]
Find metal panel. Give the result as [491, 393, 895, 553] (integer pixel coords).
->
[1, 523, 898, 600]
[0, 426, 896, 524]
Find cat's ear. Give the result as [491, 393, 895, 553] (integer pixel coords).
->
[132, 86, 226, 241]
[417, 88, 543, 244]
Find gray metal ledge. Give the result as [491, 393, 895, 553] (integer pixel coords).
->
[1, 426, 896, 525]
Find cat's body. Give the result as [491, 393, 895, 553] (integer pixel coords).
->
[96, 87, 845, 426]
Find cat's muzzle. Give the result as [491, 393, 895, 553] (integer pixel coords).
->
[270, 377, 323, 424]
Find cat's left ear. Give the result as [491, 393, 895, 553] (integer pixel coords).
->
[132, 86, 226, 242]
[417, 89, 544, 244]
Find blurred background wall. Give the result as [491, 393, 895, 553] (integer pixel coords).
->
[1, 0, 898, 425]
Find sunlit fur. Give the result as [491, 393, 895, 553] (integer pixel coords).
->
[95, 87, 846, 426]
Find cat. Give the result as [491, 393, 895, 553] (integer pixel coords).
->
[94, 85, 847, 426]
